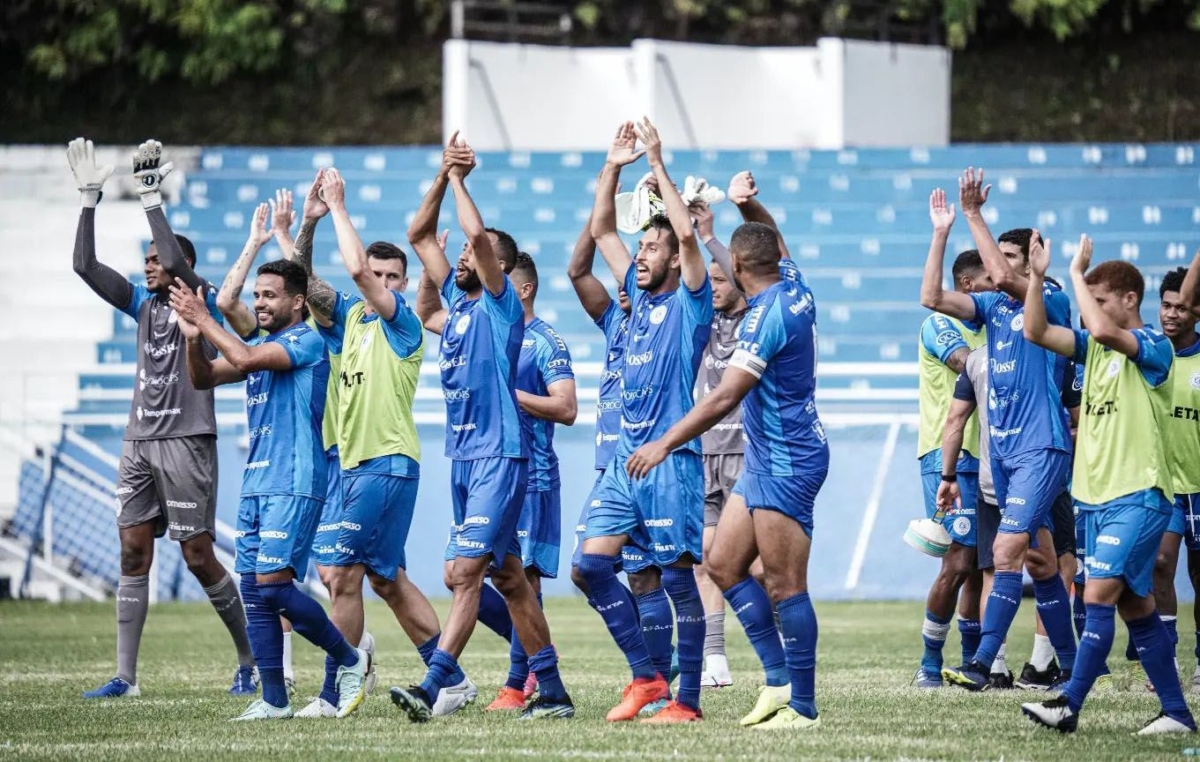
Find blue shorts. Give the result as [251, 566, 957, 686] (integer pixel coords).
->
[236, 494, 323, 582]
[518, 487, 561, 578]
[1169, 493, 1200, 551]
[992, 448, 1070, 548]
[737, 465, 828, 538]
[571, 469, 654, 574]
[311, 449, 344, 566]
[445, 457, 528, 567]
[1073, 501, 1087, 585]
[326, 455, 420, 581]
[586, 451, 704, 567]
[1080, 489, 1173, 597]
[920, 467, 979, 548]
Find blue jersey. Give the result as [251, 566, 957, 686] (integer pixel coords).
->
[729, 263, 829, 476]
[516, 317, 575, 490]
[594, 300, 629, 469]
[618, 265, 713, 456]
[439, 272, 528, 460]
[241, 321, 329, 499]
[971, 284, 1072, 459]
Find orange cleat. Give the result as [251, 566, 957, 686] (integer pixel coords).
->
[639, 700, 703, 724]
[605, 675, 670, 722]
[485, 686, 526, 711]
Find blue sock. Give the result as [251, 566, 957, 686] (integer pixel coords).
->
[1163, 615, 1179, 660]
[419, 649, 462, 699]
[635, 587, 674, 686]
[1033, 575, 1077, 667]
[528, 645, 567, 701]
[577, 554, 654, 679]
[506, 630, 530, 690]
[724, 577, 788, 686]
[958, 618, 981, 664]
[239, 578, 287, 708]
[921, 611, 951, 673]
[972, 571, 1022, 668]
[1072, 593, 1087, 641]
[1125, 625, 1138, 661]
[776, 592, 818, 719]
[319, 656, 338, 707]
[419, 634, 466, 686]
[663, 567, 703, 711]
[1064, 603, 1114, 713]
[1195, 629, 1200, 666]
[258, 581, 356, 667]
[478, 583, 513, 642]
[1128, 612, 1193, 725]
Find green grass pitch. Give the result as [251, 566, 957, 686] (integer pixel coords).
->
[1, 597, 1197, 760]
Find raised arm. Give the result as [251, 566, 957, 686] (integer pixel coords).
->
[445, 137, 505, 296]
[919, 188, 976, 320]
[636, 118, 705, 291]
[170, 279, 295, 375]
[692, 201, 735, 285]
[959, 167, 1027, 300]
[416, 270, 447, 335]
[728, 171, 791, 259]
[1065, 235, 1141, 359]
[178, 317, 244, 390]
[271, 188, 296, 260]
[590, 122, 644, 286]
[567, 212, 614, 321]
[65, 138, 135, 310]
[1181, 245, 1200, 316]
[291, 170, 337, 327]
[320, 168, 397, 321]
[1023, 234, 1077, 358]
[129, 139, 204, 291]
[408, 134, 467, 289]
[216, 201, 272, 338]
[517, 378, 578, 426]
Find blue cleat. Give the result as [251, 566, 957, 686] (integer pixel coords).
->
[638, 697, 670, 718]
[911, 668, 943, 688]
[519, 694, 575, 720]
[229, 666, 259, 696]
[83, 677, 140, 699]
[942, 661, 990, 692]
[669, 648, 680, 686]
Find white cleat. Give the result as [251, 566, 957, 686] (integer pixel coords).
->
[701, 654, 733, 688]
[335, 648, 368, 719]
[432, 676, 479, 717]
[1192, 665, 1200, 692]
[1136, 712, 1196, 735]
[1021, 695, 1077, 733]
[294, 697, 338, 718]
[231, 698, 293, 721]
[360, 632, 378, 695]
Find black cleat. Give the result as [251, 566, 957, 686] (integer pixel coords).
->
[1015, 660, 1061, 691]
[389, 685, 433, 723]
[1022, 694, 1078, 733]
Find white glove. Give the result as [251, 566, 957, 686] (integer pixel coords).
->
[682, 176, 725, 206]
[66, 137, 115, 209]
[132, 139, 175, 210]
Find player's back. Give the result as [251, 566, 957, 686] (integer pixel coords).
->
[593, 301, 628, 469]
[917, 313, 985, 461]
[699, 305, 747, 454]
[516, 316, 574, 489]
[734, 271, 828, 476]
[617, 268, 713, 455]
[438, 274, 527, 460]
[242, 321, 330, 499]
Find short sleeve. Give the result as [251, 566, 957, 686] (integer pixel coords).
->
[380, 290, 424, 359]
[1045, 288, 1072, 328]
[280, 326, 325, 369]
[480, 275, 523, 323]
[594, 299, 619, 333]
[536, 328, 574, 387]
[1131, 328, 1173, 388]
[730, 301, 785, 379]
[1072, 329, 1090, 365]
[969, 291, 999, 329]
[952, 370, 975, 403]
[119, 283, 152, 321]
[779, 258, 802, 285]
[441, 268, 466, 308]
[676, 273, 714, 328]
[316, 318, 345, 355]
[920, 315, 969, 366]
[330, 291, 361, 328]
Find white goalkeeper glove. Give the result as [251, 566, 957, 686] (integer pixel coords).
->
[132, 139, 175, 210]
[66, 137, 115, 209]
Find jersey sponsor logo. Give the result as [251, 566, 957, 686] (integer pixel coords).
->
[136, 406, 182, 420]
[258, 555, 285, 565]
[261, 530, 289, 539]
[248, 424, 273, 440]
[245, 460, 270, 469]
[990, 358, 1017, 375]
[1085, 400, 1117, 416]
[711, 422, 743, 431]
[995, 339, 1014, 351]
[743, 306, 765, 334]
[246, 392, 269, 407]
[1072, 373, 1083, 392]
[601, 368, 622, 381]
[165, 499, 198, 509]
[464, 516, 490, 526]
[989, 425, 1023, 440]
[649, 305, 668, 325]
[443, 388, 471, 401]
[789, 292, 813, 315]
[115, 487, 134, 496]
[643, 518, 674, 528]
[596, 399, 622, 412]
[522, 338, 536, 349]
[143, 341, 178, 359]
[1010, 314, 1024, 331]
[340, 521, 362, 532]
[1172, 406, 1200, 421]
[621, 384, 655, 402]
[139, 369, 179, 390]
[316, 523, 340, 533]
[454, 314, 472, 335]
[935, 331, 960, 347]
[1096, 534, 1121, 546]
[1107, 358, 1121, 377]
[439, 355, 467, 371]
[626, 351, 654, 367]
[451, 422, 478, 433]
[340, 370, 366, 388]
[621, 418, 657, 431]
[1006, 497, 1026, 506]
[547, 357, 572, 370]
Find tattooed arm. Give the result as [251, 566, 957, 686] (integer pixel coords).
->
[293, 170, 338, 327]
[216, 201, 272, 337]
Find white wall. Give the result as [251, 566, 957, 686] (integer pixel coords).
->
[443, 37, 950, 151]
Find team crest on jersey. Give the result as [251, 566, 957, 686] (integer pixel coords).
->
[1010, 314, 1024, 331]
[168, 308, 179, 324]
[455, 314, 472, 335]
[952, 516, 970, 537]
[1107, 358, 1120, 377]
[649, 305, 668, 325]
[359, 332, 372, 350]
[1191, 371, 1200, 390]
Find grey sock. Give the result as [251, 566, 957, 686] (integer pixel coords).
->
[703, 610, 726, 659]
[204, 574, 255, 668]
[116, 574, 150, 684]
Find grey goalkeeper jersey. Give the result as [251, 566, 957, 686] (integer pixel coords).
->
[963, 346, 994, 503]
[698, 307, 747, 455]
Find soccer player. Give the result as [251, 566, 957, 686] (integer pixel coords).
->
[920, 169, 1078, 691]
[628, 219, 829, 731]
[287, 168, 474, 717]
[169, 259, 368, 721]
[911, 191, 989, 688]
[67, 138, 256, 699]
[390, 133, 572, 722]
[1020, 236, 1195, 735]
[577, 119, 712, 724]
[485, 252, 578, 710]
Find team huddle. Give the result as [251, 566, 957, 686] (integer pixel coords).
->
[64, 120, 826, 729]
[915, 169, 1200, 735]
